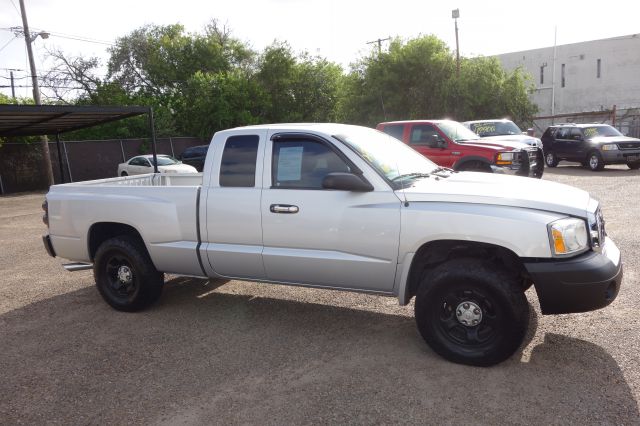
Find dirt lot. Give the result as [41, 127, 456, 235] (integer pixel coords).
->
[1, 164, 639, 425]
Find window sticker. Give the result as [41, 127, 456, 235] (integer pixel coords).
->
[277, 146, 304, 181]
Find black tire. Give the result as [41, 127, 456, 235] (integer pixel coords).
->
[627, 162, 640, 170]
[533, 150, 545, 179]
[414, 258, 529, 367]
[544, 150, 558, 167]
[586, 151, 605, 171]
[121, 171, 128, 176]
[93, 236, 164, 312]
[457, 161, 492, 173]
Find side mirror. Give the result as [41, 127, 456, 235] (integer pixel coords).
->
[435, 137, 447, 149]
[322, 173, 374, 192]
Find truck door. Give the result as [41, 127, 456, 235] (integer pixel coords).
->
[202, 130, 267, 279]
[407, 124, 453, 167]
[260, 133, 401, 292]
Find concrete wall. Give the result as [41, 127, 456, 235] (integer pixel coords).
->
[496, 34, 640, 117]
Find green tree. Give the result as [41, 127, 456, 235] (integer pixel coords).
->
[341, 35, 537, 127]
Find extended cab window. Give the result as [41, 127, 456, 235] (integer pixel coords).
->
[382, 124, 404, 141]
[219, 135, 259, 187]
[410, 125, 440, 146]
[272, 139, 351, 189]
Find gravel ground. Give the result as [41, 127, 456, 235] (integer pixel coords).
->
[0, 164, 639, 425]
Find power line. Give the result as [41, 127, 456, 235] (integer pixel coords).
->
[8, 0, 21, 17]
[0, 36, 17, 52]
[0, 27, 114, 46]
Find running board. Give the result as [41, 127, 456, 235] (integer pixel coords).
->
[62, 262, 93, 272]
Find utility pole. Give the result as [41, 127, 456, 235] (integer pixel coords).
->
[18, 0, 54, 186]
[367, 36, 391, 55]
[10, 71, 16, 99]
[452, 9, 460, 77]
[551, 26, 557, 124]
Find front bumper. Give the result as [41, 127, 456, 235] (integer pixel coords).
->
[491, 148, 544, 178]
[601, 149, 640, 164]
[524, 237, 622, 314]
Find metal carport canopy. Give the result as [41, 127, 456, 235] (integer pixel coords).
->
[0, 104, 159, 178]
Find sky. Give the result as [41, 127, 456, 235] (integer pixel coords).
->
[1, 0, 639, 99]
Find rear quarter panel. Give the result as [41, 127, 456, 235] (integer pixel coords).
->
[47, 184, 202, 275]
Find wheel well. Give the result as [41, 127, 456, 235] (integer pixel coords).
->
[405, 240, 528, 303]
[454, 158, 492, 172]
[88, 222, 144, 261]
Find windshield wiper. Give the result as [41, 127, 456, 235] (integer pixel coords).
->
[431, 166, 454, 173]
[391, 172, 432, 182]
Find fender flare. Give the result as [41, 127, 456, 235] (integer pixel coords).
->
[453, 155, 493, 171]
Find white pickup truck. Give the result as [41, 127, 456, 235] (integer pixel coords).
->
[43, 124, 623, 366]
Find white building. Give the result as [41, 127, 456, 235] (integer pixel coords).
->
[496, 34, 640, 135]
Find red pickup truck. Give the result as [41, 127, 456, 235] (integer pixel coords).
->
[376, 120, 543, 178]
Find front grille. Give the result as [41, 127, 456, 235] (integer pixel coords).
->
[618, 142, 640, 150]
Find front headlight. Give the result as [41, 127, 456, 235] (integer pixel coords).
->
[548, 218, 589, 257]
[601, 144, 619, 151]
[496, 152, 515, 165]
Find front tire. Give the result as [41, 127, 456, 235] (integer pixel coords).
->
[587, 151, 605, 171]
[93, 236, 164, 312]
[121, 171, 128, 176]
[627, 161, 640, 170]
[414, 259, 529, 366]
[544, 150, 558, 167]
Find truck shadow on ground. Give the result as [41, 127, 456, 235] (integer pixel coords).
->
[1, 276, 637, 424]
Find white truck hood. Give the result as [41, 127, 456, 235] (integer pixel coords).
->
[481, 134, 542, 148]
[401, 172, 591, 217]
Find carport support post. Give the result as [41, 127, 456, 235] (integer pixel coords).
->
[148, 107, 159, 173]
[55, 133, 65, 184]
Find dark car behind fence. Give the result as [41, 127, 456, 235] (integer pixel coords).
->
[0, 137, 205, 195]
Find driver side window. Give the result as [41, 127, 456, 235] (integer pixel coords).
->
[272, 139, 351, 189]
[410, 125, 443, 147]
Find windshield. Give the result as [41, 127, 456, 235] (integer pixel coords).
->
[151, 156, 180, 166]
[335, 127, 438, 187]
[470, 121, 522, 137]
[582, 125, 623, 139]
[437, 121, 481, 142]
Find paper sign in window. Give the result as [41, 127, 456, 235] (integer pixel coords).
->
[277, 146, 304, 181]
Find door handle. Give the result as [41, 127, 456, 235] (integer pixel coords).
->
[270, 204, 299, 214]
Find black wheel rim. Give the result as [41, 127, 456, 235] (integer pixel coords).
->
[104, 252, 138, 301]
[434, 288, 500, 346]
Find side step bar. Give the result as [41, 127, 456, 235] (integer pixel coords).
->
[63, 262, 93, 272]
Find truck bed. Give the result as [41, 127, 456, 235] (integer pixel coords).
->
[47, 173, 204, 276]
[60, 173, 203, 187]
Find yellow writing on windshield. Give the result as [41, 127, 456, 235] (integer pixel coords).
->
[475, 124, 496, 134]
[583, 128, 598, 138]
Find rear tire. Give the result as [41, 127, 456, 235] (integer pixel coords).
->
[414, 258, 529, 366]
[587, 151, 605, 171]
[544, 150, 558, 167]
[93, 236, 164, 312]
[627, 161, 640, 170]
[121, 171, 128, 176]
